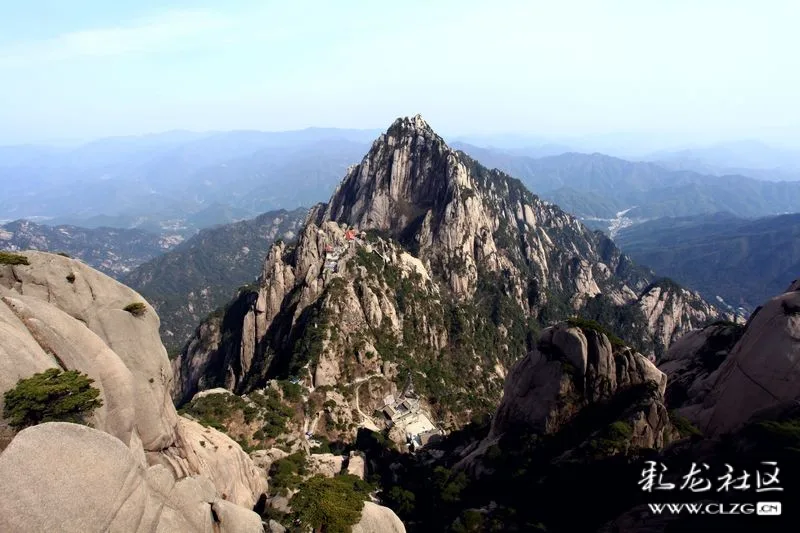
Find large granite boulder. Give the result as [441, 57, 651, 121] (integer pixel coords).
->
[0, 423, 263, 533]
[680, 285, 800, 435]
[0, 252, 266, 517]
[352, 501, 406, 533]
[489, 324, 667, 439]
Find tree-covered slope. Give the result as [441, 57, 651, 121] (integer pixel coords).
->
[124, 208, 306, 352]
[615, 212, 800, 311]
[0, 219, 176, 277]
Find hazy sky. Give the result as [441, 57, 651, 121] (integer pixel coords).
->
[1, 0, 798, 145]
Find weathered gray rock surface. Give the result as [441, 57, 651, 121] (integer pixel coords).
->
[0, 423, 262, 533]
[352, 501, 407, 533]
[670, 284, 800, 435]
[0, 252, 265, 527]
[489, 324, 667, 440]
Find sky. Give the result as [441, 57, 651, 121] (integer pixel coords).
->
[1, 0, 799, 147]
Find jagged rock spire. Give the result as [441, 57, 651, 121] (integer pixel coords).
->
[385, 114, 436, 138]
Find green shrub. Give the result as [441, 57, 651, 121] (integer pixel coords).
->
[566, 317, 626, 348]
[589, 420, 633, 455]
[179, 393, 246, 432]
[278, 380, 303, 402]
[66, 273, 76, 283]
[3, 368, 103, 429]
[123, 302, 147, 317]
[248, 389, 293, 438]
[291, 474, 371, 533]
[669, 410, 702, 437]
[386, 485, 416, 515]
[269, 452, 308, 495]
[0, 251, 30, 266]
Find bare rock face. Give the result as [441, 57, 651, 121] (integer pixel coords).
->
[0, 251, 177, 452]
[679, 286, 800, 435]
[0, 252, 265, 519]
[306, 453, 345, 478]
[0, 423, 263, 533]
[250, 447, 289, 472]
[346, 451, 366, 479]
[153, 418, 267, 509]
[636, 280, 738, 357]
[352, 501, 407, 533]
[488, 324, 667, 440]
[658, 322, 744, 410]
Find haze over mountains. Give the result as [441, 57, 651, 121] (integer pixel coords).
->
[0, 129, 375, 235]
[452, 143, 800, 230]
[124, 208, 307, 353]
[5, 128, 800, 238]
[4, 125, 799, 345]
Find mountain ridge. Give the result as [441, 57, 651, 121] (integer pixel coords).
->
[172, 115, 731, 438]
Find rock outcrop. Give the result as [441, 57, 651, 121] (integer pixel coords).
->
[668, 282, 800, 435]
[0, 252, 265, 526]
[352, 501, 407, 533]
[637, 279, 737, 356]
[487, 324, 668, 442]
[306, 453, 345, 478]
[0, 423, 262, 533]
[658, 321, 744, 409]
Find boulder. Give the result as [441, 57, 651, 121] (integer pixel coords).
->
[685, 287, 800, 435]
[346, 451, 366, 479]
[306, 453, 345, 478]
[459, 323, 672, 471]
[151, 417, 267, 509]
[0, 294, 139, 450]
[352, 501, 406, 533]
[250, 447, 289, 471]
[658, 323, 743, 409]
[0, 251, 179, 451]
[267, 519, 287, 533]
[490, 324, 667, 438]
[0, 423, 264, 533]
[0, 252, 266, 513]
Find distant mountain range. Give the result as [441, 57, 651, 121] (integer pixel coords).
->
[0, 219, 177, 277]
[123, 208, 306, 353]
[615, 212, 800, 311]
[452, 143, 800, 230]
[4, 130, 800, 239]
[645, 139, 800, 181]
[0, 129, 374, 235]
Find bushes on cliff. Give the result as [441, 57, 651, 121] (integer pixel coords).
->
[123, 302, 147, 317]
[291, 474, 372, 532]
[0, 251, 30, 265]
[179, 392, 246, 432]
[3, 368, 103, 429]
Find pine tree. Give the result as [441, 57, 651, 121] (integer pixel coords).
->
[3, 368, 103, 429]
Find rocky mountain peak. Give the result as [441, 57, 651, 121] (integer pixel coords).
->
[174, 116, 732, 439]
[385, 113, 437, 139]
[319, 115, 462, 241]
